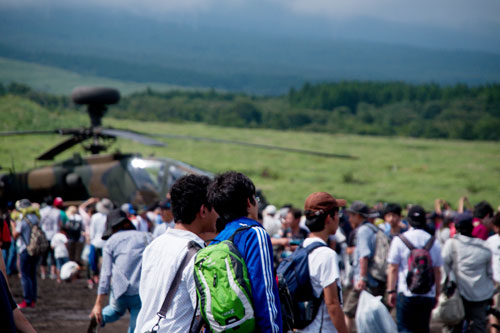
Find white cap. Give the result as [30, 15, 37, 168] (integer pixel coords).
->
[263, 205, 277, 216]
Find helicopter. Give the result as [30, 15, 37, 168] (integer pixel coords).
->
[0, 86, 355, 208]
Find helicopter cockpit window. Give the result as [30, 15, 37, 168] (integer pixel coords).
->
[166, 164, 188, 189]
[127, 158, 165, 192]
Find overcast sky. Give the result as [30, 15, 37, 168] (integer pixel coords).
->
[2, 0, 500, 53]
[4, 0, 500, 29]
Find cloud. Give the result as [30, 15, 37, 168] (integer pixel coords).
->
[2, 0, 500, 30]
[272, 0, 500, 29]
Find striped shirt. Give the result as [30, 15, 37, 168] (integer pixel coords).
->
[214, 218, 283, 333]
[97, 230, 151, 298]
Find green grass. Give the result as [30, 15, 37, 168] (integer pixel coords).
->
[1, 95, 499, 210]
[0, 57, 197, 95]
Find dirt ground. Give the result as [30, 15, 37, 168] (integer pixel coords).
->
[8, 275, 129, 332]
[9, 273, 446, 333]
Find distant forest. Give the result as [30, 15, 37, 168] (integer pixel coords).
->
[2, 81, 500, 141]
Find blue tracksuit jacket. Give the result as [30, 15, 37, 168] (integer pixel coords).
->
[214, 217, 283, 333]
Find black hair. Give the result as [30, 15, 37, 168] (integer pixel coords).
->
[456, 219, 473, 237]
[474, 201, 494, 219]
[207, 171, 256, 225]
[384, 203, 402, 216]
[43, 195, 54, 206]
[305, 207, 338, 232]
[289, 208, 302, 220]
[492, 212, 500, 229]
[170, 174, 212, 225]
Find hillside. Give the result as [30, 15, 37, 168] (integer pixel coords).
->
[0, 57, 190, 95]
[4, 81, 499, 141]
[1, 94, 499, 209]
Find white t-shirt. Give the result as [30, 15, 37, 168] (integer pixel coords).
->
[90, 212, 107, 248]
[387, 229, 443, 297]
[302, 237, 342, 333]
[486, 234, 500, 283]
[41, 207, 61, 240]
[51, 232, 69, 259]
[135, 228, 205, 333]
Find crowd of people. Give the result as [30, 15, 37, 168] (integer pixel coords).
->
[0, 171, 499, 333]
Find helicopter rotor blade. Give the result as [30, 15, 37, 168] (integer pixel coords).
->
[0, 129, 61, 136]
[148, 133, 357, 159]
[99, 128, 165, 147]
[37, 136, 86, 160]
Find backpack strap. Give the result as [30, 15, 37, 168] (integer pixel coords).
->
[20, 215, 34, 247]
[149, 240, 202, 333]
[365, 222, 381, 235]
[228, 225, 258, 242]
[423, 236, 435, 251]
[304, 241, 328, 254]
[398, 234, 416, 250]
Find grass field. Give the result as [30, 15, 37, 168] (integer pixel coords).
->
[1, 95, 499, 211]
[0, 57, 197, 95]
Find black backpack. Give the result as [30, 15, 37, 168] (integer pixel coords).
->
[64, 217, 83, 242]
[399, 234, 435, 294]
[276, 242, 327, 330]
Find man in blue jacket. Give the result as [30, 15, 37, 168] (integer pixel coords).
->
[207, 171, 283, 333]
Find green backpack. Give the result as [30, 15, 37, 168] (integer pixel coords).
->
[194, 226, 256, 332]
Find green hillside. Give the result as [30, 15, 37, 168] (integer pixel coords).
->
[0, 57, 193, 95]
[1, 95, 499, 210]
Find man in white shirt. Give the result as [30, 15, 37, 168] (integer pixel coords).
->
[386, 205, 442, 333]
[135, 175, 218, 333]
[40, 197, 63, 280]
[89, 198, 112, 286]
[301, 192, 348, 333]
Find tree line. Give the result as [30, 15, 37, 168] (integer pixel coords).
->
[2, 81, 499, 141]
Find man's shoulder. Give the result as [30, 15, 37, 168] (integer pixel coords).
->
[303, 238, 335, 257]
[217, 218, 263, 240]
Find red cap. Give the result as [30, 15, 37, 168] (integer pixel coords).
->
[53, 197, 64, 208]
[304, 192, 346, 216]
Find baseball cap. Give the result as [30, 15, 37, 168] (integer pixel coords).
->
[53, 197, 64, 208]
[407, 205, 426, 226]
[159, 199, 171, 210]
[304, 192, 346, 217]
[346, 201, 370, 217]
[454, 212, 473, 229]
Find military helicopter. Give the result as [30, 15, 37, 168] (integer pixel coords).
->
[0, 87, 355, 208]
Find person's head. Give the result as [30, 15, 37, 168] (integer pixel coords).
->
[455, 212, 474, 237]
[96, 198, 113, 215]
[170, 174, 217, 233]
[120, 203, 136, 217]
[101, 209, 135, 240]
[207, 171, 258, 224]
[304, 192, 346, 234]
[43, 195, 54, 206]
[384, 203, 402, 227]
[66, 205, 78, 217]
[159, 195, 173, 222]
[474, 201, 494, 221]
[346, 201, 370, 228]
[406, 205, 427, 229]
[285, 208, 302, 229]
[53, 197, 64, 209]
[492, 213, 500, 235]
